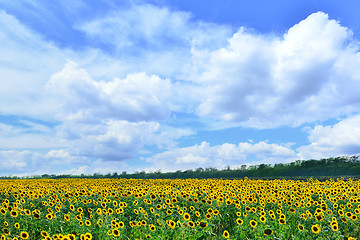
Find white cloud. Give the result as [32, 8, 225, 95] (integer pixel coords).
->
[45, 149, 89, 165]
[77, 3, 230, 52]
[78, 4, 191, 49]
[297, 114, 360, 159]
[146, 140, 297, 172]
[0, 10, 72, 119]
[75, 2, 232, 79]
[0, 122, 63, 149]
[44, 61, 189, 161]
[46, 60, 172, 122]
[187, 12, 360, 128]
[58, 166, 90, 176]
[0, 150, 29, 169]
[0, 150, 47, 176]
[176, 154, 207, 164]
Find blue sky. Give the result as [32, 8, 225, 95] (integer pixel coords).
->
[1, 0, 360, 176]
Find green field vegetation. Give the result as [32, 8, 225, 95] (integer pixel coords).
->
[1, 177, 360, 239]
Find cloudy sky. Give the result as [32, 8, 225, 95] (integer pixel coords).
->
[1, 0, 360, 176]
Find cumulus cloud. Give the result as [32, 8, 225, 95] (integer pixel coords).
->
[45, 149, 89, 165]
[297, 114, 360, 159]
[46, 60, 172, 122]
[146, 140, 297, 172]
[44, 60, 188, 161]
[188, 12, 360, 128]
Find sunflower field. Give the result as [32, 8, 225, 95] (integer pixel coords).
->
[0, 177, 359, 240]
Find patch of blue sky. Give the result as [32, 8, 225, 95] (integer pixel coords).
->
[0, 114, 60, 129]
[177, 125, 308, 149]
[162, 0, 360, 38]
[166, 112, 326, 149]
[0, 0, 125, 50]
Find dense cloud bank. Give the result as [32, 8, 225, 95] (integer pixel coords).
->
[0, 2, 360, 175]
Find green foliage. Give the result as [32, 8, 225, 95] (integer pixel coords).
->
[1, 155, 359, 180]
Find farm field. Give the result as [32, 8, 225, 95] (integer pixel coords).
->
[0, 177, 359, 240]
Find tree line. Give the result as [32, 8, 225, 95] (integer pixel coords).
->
[1, 155, 359, 180]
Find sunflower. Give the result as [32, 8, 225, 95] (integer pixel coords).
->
[84, 232, 92, 240]
[199, 221, 208, 228]
[167, 220, 176, 229]
[236, 218, 243, 225]
[96, 208, 102, 215]
[33, 211, 40, 219]
[10, 210, 18, 218]
[331, 223, 338, 231]
[298, 225, 304, 231]
[278, 218, 286, 225]
[263, 229, 273, 236]
[149, 224, 156, 231]
[1, 209, 7, 215]
[183, 213, 191, 221]
[188, 221, 195, 228]
[3, 228, 10, 235]
[112, 228, 120, 237]
[150, 207, 155, 214]
[118, 221, 124, 228]
[311, 224, 321, 234]
[85, 220, 91, 226]
[345, 212, 352, 218]
[250, 220, 257, 228]
[108, 208, 114, 215]
[14, 223, 20, 229]
[223, 230, 229, 238]
[20, 232, 29, 239]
